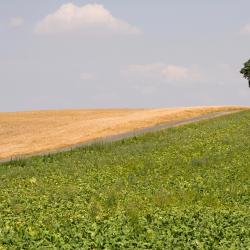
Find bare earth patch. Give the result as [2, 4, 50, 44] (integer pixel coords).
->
[0, 106, 248, 160]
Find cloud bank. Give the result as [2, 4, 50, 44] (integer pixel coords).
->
[35, 3, 141, 35]
[80, 72, 95, 81]
[241, 23, 250, 35]
[125, 63, 201, 82]
[9, 17, 24, 28]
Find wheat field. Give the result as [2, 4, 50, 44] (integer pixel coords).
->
[0, 106, 247, 160]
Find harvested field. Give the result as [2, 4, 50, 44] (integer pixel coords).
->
[0, 106, 247, 160]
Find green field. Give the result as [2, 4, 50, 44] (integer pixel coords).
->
[0, 111, 250, 249]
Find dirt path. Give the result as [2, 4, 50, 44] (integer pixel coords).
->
[0, 109, 243, 164]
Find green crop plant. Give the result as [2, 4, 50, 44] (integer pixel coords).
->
[0, 110, 249, 249]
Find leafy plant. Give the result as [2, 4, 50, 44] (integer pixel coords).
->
[0, 110, 249, 248]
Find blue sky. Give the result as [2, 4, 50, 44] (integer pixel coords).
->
[1, 1, 250, 111]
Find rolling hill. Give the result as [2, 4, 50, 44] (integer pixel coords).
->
[0, 109, 249, 248]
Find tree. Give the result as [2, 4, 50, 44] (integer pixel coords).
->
[240, 59, 250, 87]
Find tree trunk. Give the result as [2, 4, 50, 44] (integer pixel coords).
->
[249, 80, 250, 88]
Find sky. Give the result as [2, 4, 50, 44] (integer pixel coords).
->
[1, 0, 250, 111]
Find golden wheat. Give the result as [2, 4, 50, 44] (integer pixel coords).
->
[0, 106, 247, 160]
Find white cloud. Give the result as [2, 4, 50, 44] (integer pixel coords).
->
[124, 63, 201, 82]
[162, 65, 192, 81]
[35, 3, 141, 35]
[80, 72, 95, 81]
[9, 17, 24, 28]
[241, 23, 250, 35]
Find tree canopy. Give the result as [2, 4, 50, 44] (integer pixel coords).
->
[240, 59, 250, 87]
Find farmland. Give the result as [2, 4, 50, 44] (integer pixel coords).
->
[0, 106, 246, 161]
[0, 110, 250, 249]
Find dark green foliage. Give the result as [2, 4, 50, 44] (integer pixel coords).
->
[240, 59, 250, 87]
[0, 111, 250, 249]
